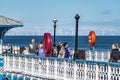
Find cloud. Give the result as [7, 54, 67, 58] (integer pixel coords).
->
[4, 24, 120, 36]
[4, 19, 120, 36]
[102, 10, 111, 15]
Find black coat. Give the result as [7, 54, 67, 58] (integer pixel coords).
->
[110, 49, 120, 62]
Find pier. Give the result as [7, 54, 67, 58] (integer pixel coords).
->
[0, 15, 119, 80]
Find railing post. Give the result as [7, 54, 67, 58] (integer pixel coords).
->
[108, 51, 110, 61]
[89, 50, 92, 60]
[101, 51, 104, 61]
[54, 59, 57, 79]
[17, 46, 20, 53]
[46, 58, 49, 78]
[74, 61, 77, 80]
[11, 55, 14, 72]
[3, 55, 7, 72]
[95, 63, 98, 80]
[8, 55, 10, 71]
[31, 58, 34, 76]
[18, 56, 21, 72]
[64, 60, 66, 80]
[108, 64, 111, 80]
[84, 62, 87, 80]
[39, 58, 41, 77]
[95, 51, 98, 61]
[13, 55, 15, 72]
[24, 56, 26, 75]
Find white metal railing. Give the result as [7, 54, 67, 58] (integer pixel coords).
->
[85, 50, 110, 62]
[2, 45, 20, 54]
[2, 45, 111, 62]
[0, 53, 120, 80]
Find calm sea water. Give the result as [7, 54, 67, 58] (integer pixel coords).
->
[3, 36, 120, 50]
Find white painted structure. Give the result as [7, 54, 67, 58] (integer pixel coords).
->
[0, 51, 120, 80]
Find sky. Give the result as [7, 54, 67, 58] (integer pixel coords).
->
[0, 0, 120, 36]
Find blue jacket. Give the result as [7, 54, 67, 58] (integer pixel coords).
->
[37, 48, 45, 57]
[64, 48, 70, 58]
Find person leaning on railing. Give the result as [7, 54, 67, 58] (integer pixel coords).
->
[109, 43, 120, 62]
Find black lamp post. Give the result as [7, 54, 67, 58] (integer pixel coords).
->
[74, 14, 80, 60]
[53, 18, 58, 47]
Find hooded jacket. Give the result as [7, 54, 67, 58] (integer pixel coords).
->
[110, 49, 120, 62]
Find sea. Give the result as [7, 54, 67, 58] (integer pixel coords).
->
[2, 36, 120, 50]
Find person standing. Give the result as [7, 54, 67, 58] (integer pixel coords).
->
[57, 42, 62, 57]
[58, 42, 70, 58]
[37, 41, 45, 57]
[6, 43, 12, 54]
[29, 39, 38, 54]
[63, 42, 70, 58]
[58, 46, 65, 58]
[110, 43, 120, 62]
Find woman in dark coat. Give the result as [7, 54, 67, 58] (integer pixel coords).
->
[63, 42, 70, 58]
[110, 43, 120, 62]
